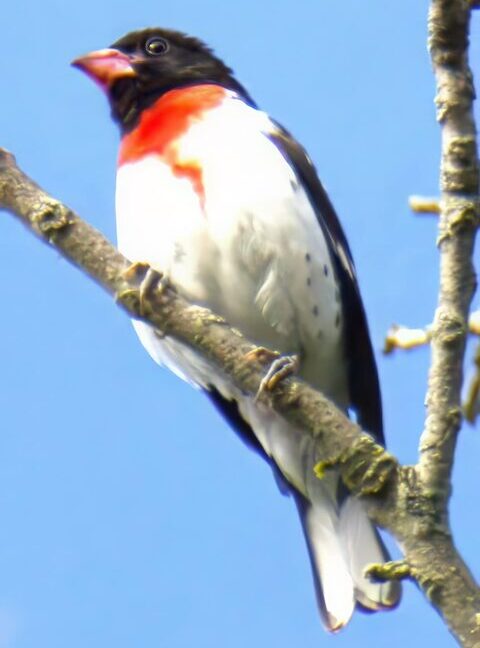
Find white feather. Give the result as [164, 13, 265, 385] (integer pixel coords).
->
[339, 497, 400, 609]
[302, 501, 355, 630]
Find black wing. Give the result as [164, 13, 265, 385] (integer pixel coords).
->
[268, 124, 384, 444]
[205, 121, 383, 451]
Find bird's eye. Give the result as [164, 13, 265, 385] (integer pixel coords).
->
[145, 37, 169, 56]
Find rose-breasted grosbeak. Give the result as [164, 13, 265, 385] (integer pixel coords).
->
[73, 28, 400, 630]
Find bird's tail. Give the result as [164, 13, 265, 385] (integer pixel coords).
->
[295, 493, 401, 631]
[339, 496, 401, 613]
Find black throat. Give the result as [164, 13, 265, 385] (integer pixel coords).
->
[109, 77, 255, 135]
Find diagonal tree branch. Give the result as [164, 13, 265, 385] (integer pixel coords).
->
[0, 147, 397, 499]
[1, 146, 480, 646]
[418, 0, 479, 499]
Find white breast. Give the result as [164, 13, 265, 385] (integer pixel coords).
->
[115, 94, 348, 404]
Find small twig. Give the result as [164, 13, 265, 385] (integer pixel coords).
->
[384, 324, 432, 354]
[384, 311, 480, 355]
[409, 195, 440, 215]
[468, 309, 480, 335]
[385, 312, 480, 427]
[464, 345, 480, 423]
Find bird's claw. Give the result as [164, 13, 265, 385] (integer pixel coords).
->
[255, 354, 299, 401]
[138, 267, 162, 316]
[244, 346, 280, 364]
[121, 261, 151, 283]
[121, 262, 169, 317]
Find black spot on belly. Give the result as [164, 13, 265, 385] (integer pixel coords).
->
[323, 264, 329, 277]
[312, 305, 319, 317]
[335, 312, 341, 327]
[305, 253, 311, 262]
[306, 277, 312, 287]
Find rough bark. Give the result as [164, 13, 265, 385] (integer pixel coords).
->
[419, 0, 479, 502]
[0, 1, 479, 645]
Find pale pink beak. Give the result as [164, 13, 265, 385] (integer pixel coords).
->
[72, 48, 136, 91]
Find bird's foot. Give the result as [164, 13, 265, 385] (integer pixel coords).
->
[138, 267, 163, 316]
[254, 353, 300, 401]
[121, 262, 169, 317]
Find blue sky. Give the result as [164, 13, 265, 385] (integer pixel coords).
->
[0, 1, 478, 646]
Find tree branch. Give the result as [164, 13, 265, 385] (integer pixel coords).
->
[383, 310, 480, 354]
[1, 146, 480, 645]
[0, 147, 396, 499]
[419, 0, 479, 499]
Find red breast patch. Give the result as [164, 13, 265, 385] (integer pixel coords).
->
[118, 84, 227, 208]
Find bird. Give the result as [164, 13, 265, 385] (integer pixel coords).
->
[72, 27, 401, 631]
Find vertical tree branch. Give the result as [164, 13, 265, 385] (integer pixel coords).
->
[419, 0, 479, 499]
